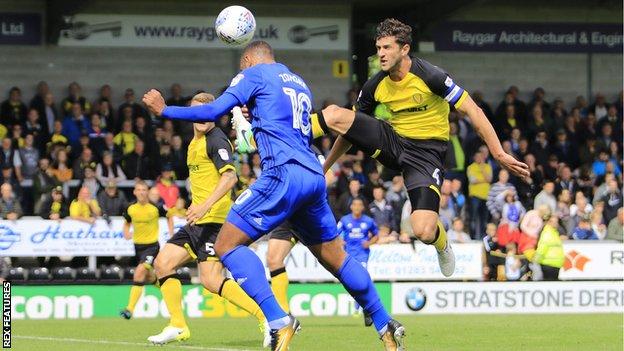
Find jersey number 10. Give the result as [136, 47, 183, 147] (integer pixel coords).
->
[283, 87, 311, 136]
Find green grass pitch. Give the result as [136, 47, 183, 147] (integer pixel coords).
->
[12, 314, 623, 351]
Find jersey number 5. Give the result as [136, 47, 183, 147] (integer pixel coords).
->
[283, 87, 311, 136]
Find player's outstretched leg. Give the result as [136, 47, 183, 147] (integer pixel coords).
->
[198, 260, 270, 348]
[120, 262, 150, 320]
[409, 203, 455, 277]
[147, 244, 191, 345]
[309, 238, 405, 351]
[215, 221, 300, 351]
[320, 106, 455, 277]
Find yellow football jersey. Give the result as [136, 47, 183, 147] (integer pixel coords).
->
[357, 57, 468, 141]
[69, 199, 100, 219]
[187, 127, 235, 224]
[123, 202, 159, 244]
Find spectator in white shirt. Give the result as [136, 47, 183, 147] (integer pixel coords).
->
[447, 217, 471, 243]
[533, 181, 556, 213]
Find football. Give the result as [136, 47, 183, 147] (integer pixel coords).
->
[215, 5, 256, 46]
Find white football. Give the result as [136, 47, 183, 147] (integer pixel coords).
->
[215, 5, 256, 46]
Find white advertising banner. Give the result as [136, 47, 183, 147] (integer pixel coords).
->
[58, 14, 349, 50]
[367, 242, 482, 280]
[0, 218, 174, 256]
[392, 281, 624, 315]
[559, 242, 624, 280]
[0, 217, 481, 281]
[3, 217, 621, 282]
[252, 242, 483, 281]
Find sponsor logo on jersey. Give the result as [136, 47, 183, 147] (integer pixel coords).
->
[230, 73, 244, 87]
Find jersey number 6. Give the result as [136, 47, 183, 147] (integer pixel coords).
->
[283, 87, 311, 136]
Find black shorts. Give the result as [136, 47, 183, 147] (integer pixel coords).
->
[134, 242, 160, 267]
[344, 112, 447, 208]
[167, 223, 221, 262]
[268, 221, 299, 244]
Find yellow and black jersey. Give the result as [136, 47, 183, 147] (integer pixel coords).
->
[123, 202, 160, 244]
[357, 57, 468, 141]
[187, 127, 235, 224]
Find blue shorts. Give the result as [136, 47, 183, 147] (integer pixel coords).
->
[227, 162, 338, 245]
[347, 251, 370, 266]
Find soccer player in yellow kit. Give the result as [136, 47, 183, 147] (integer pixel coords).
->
[147, 93, 268, 346]
[120, 180, 160, 319]
[320, 18, 530, 279]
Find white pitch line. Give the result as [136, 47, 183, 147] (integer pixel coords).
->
[13, 335, 256, 351]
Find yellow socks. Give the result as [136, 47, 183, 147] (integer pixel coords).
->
[270, 268, 290, 313]
[432, 221, 448, 252]
[219, 278, 265, 321]
[126, 284, 144, 313]
[160, 275, 187, 328]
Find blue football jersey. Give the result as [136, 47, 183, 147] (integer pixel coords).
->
[224, 63, 322, 174]
[338, 214, 379, 259]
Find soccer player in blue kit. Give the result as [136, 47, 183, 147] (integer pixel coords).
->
[337, 197, 379, 326]
[143, 41, 405, 351]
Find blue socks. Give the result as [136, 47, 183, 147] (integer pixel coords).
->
[221, 245, 288, 328]
[221, 246, 391, 334]
[337, 255, 391, 335]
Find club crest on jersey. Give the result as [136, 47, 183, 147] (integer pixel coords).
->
[230, 73, 244, 87]
[218, 149, 230, 160]
[444, 76, 453, 87]
[412, 94, 423, 104]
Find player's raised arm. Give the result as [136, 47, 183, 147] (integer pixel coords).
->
[456, 94, 530, 180]
[323, 135, 352, 174]
[142, 89, 239, 122]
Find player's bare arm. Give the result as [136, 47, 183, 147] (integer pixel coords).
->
[323, 134, 352, 173]
[122, 221, 132, 240]
[456, 95, 530, 180]
[186, 169, 237, 225]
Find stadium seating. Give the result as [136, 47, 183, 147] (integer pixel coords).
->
[75, 267, 98, 283]
[100, 265, 123, 282]
[123, 267, 135, 283]
[28, 267, 50, 282]
[176, 266, 192, 284]
[51, 267, 74, 283]
[6, 267, 26, 282]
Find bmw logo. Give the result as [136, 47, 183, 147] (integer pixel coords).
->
[405, 287, 426, 311]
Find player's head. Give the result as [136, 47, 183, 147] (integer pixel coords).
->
[375, 18, 412, 72]
[133, 180, 149, 203]
[350, 197, 365, 217]
[240, 40, 275, 70]
[190, 92, 216, 133]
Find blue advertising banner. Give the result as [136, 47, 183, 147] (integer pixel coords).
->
[433, 22, 622, 53]
[0, 13, 41, 45]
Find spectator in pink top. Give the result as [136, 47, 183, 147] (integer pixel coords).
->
[155, 163, 179, 210]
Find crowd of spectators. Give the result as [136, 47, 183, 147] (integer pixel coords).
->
[0, 81, 622, 280]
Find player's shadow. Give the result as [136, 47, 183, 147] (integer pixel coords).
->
[306, 323, 354, 329]
[221, 338, 262, 348]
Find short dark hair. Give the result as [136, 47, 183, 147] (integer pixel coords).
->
[375, 18, 412, 46]
[352, 197, 365, 204]
[243, 40, 274, 58]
